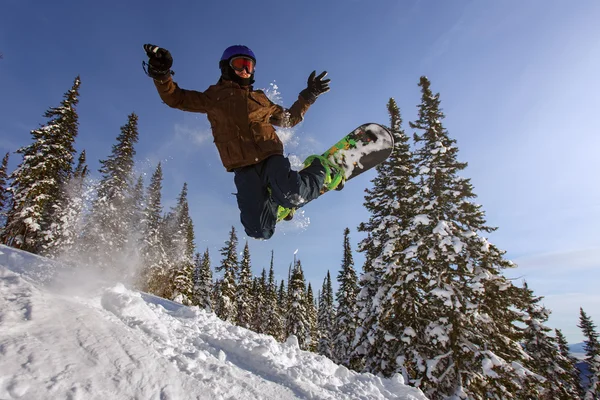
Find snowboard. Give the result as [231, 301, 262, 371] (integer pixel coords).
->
[277, 123, 394, 222]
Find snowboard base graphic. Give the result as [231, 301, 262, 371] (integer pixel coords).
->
[277, 123, 394, 222]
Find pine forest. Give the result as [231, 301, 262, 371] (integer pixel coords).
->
[1, 75, 598, 400]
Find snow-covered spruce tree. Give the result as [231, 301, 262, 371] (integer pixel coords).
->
[248, 278, 259, 331]
[351, 233, 379, 372]
[126, 175, 145, 240]
[306, 283, 318, 352]
[555, 329, 585, 398]
[264, 258, 284, 340]
[192, 252, 202, 306]
[3, 77, 81, 252]
[215, 226, 238, 323]
[250, 269, 267, 334]
[167, 183, 196, 305]
[192, 249, 213, 310]
[390, 76, 537, 398]
[521, 282, 581, 399]
[139, 163, 170, 296]
[82, 113, 139, 271]
[236, 241, 253, 329]
[42, 150, 90, 259]
[277, 279, 288, 341]
[352, 98, 419, 373]
[286, 259, 310, 349]
[579, 308, 600, 399]
[0, 153, 11, 229]
[332, 228, 359, 366]
[259, 268, 270, 334]
[212, 279, 221, 312]
[555, 329, 584, 397]
[317, 270, 335, 358]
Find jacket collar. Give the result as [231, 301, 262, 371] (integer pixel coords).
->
[218, 78, 253, 91]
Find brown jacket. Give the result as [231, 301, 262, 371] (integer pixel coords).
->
[153, 77, 312, 171]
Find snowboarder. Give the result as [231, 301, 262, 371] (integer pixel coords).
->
[143, 44, 343, 240]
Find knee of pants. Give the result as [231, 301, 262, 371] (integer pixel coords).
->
[244, 225, 275, 240]
[238, 204, 276, 240]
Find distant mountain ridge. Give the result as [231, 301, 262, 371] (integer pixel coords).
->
[570, 342, 586, 358]
[570, 343, 593, 391]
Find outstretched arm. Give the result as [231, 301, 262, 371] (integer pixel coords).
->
[270, 71, 331, 127]
[153, 77, 213, 113]
[143, 44, 213, 113]
[269, 96, 311, 128]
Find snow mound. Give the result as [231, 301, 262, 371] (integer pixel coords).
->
[0, 245, 427, 399]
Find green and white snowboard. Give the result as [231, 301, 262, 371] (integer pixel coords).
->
[277, 123, 394, 222]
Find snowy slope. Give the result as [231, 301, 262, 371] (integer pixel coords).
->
[0, 245, 427, 400]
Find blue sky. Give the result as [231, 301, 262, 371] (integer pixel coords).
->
[1, 0, 599, 343]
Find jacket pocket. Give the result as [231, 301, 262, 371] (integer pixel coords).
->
[213, 124, 240, 143]
[250, 122, 279, 143]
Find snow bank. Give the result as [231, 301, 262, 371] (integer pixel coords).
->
[0, 245, 427, 400]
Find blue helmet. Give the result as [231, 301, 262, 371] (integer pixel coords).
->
[220, 45, 256, 64]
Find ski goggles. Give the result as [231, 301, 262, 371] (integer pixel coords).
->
[229, 56, 255, 73]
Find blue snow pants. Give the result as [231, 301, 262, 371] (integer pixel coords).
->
[233, 155, 325, 240]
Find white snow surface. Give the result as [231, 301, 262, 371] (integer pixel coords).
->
[0, 245, 427, 400]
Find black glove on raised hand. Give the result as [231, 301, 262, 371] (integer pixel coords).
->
[143, 44, 174, 79]
[300, 71, 330, 104]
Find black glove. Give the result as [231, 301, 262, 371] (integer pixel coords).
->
[143, 44, 173, 79]
[300, 71, 330, 104]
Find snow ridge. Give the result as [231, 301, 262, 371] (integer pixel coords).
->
[0, 245, 427, 400]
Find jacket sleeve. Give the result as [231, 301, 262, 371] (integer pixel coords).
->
[269, 94, 312, 128]
[153, 76, 213, 113]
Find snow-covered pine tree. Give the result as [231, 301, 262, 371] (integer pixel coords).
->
[264, 257, 284, 341]
[555, 328, 584, 398]
[168, 183, 196, 305]
[192, 249, 213, 310]
[42, 150, 90, 259]
[351, 233, 379, 372]
[192, 252, 202, 306]
[0, 153, 11, 229]
[259, 268, 270, 333]
[276, 279, 288, 341]
[212, 278, 221, 313]
[395, 76, 537, 398]
[139, 163, 170, 296]
[306, 283, 318, 352]
[236, 241, 253, 329]
[82, 113, 139, 272]
[286, 259, 310, 350]
[215, 226, 238, 323]
[352, 98, 419, 373]
[317, 270, 335, 359]
[332, 228, 359, 366]
[250, 269, 267, 333]
[521, 282, 580, 399]
[3, 77, 81, 252]
[126, 175, 145, 240]
[579, 308, 600, 399]
[248, 277, 259, 330]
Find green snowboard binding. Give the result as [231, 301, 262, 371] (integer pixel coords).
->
[276, 123, 394, 224]
[277, 155, 345, 222]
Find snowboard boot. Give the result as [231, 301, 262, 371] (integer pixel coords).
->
[277, 205, 295, 222]
[304, 155, 345, 192]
